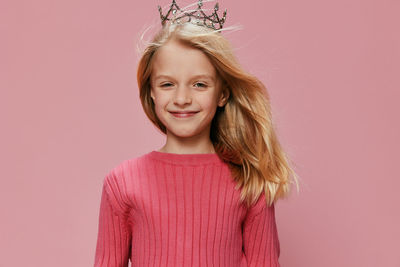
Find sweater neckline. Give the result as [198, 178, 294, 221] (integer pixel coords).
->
[148, 150, 222, 165]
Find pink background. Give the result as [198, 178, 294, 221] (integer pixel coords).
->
[1, 0, 399, 266]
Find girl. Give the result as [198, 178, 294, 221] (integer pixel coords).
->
[94, 0, 299, 266]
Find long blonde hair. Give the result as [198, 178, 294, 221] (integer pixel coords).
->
[137, 22, 299, 208]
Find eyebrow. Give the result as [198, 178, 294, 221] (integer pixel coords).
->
[153, 74, 215, 82]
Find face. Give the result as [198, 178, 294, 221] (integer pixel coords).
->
[150, 39, 228, 140]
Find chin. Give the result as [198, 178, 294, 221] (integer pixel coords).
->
[166, 126, 202, 138]
[171, 130, 198, 138]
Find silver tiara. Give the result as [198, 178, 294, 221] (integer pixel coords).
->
[157, 0, 227, 30]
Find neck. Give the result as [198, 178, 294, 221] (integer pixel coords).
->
[159, 129, 215, 154]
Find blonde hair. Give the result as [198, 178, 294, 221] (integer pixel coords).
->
[137, 22, 299, 208]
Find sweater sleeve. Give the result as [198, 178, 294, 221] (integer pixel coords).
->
[242, 192, 281, 267]
[94, 170, 133, 267]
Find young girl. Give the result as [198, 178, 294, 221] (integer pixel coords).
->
[94, 0, 299, 266]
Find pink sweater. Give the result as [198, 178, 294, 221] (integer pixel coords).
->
[94, 150, 280, 267]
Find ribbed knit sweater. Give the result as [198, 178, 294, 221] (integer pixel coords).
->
[94, 150, 280, 267]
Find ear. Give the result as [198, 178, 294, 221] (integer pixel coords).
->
[217, 87, 230, 107]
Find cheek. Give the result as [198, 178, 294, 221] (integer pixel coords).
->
[198, 93, 219, 110]
[152, 95, 172, 120]
[152, 93, 169, 108]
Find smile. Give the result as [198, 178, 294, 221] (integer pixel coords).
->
[169, 111, 199, 118]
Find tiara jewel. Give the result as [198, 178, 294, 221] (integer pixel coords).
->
[158, 0, 227, 30]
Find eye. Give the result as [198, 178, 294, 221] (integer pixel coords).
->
[161, 82, 173, 87]
[194, 82, 207, 88]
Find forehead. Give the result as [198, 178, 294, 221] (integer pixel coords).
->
[151, 39, 217, 79]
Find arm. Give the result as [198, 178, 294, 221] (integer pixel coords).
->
[242, 193, 281, 267]
[94, 171, 133, 267]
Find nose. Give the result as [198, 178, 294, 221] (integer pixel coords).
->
[173, 85, 192, 106]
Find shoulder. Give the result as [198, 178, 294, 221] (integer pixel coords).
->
[101, 153, 150, 213]
[245, 191, 275, 223]
[103, 151, 153, 185]
[106, 152, 150, 176]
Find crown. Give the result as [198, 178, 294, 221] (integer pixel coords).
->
[157, 0, 227, 31]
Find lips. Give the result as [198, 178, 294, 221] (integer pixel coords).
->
[169, 111, 199, 118]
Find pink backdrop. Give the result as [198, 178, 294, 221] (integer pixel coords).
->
[1, 0, 399, 266]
